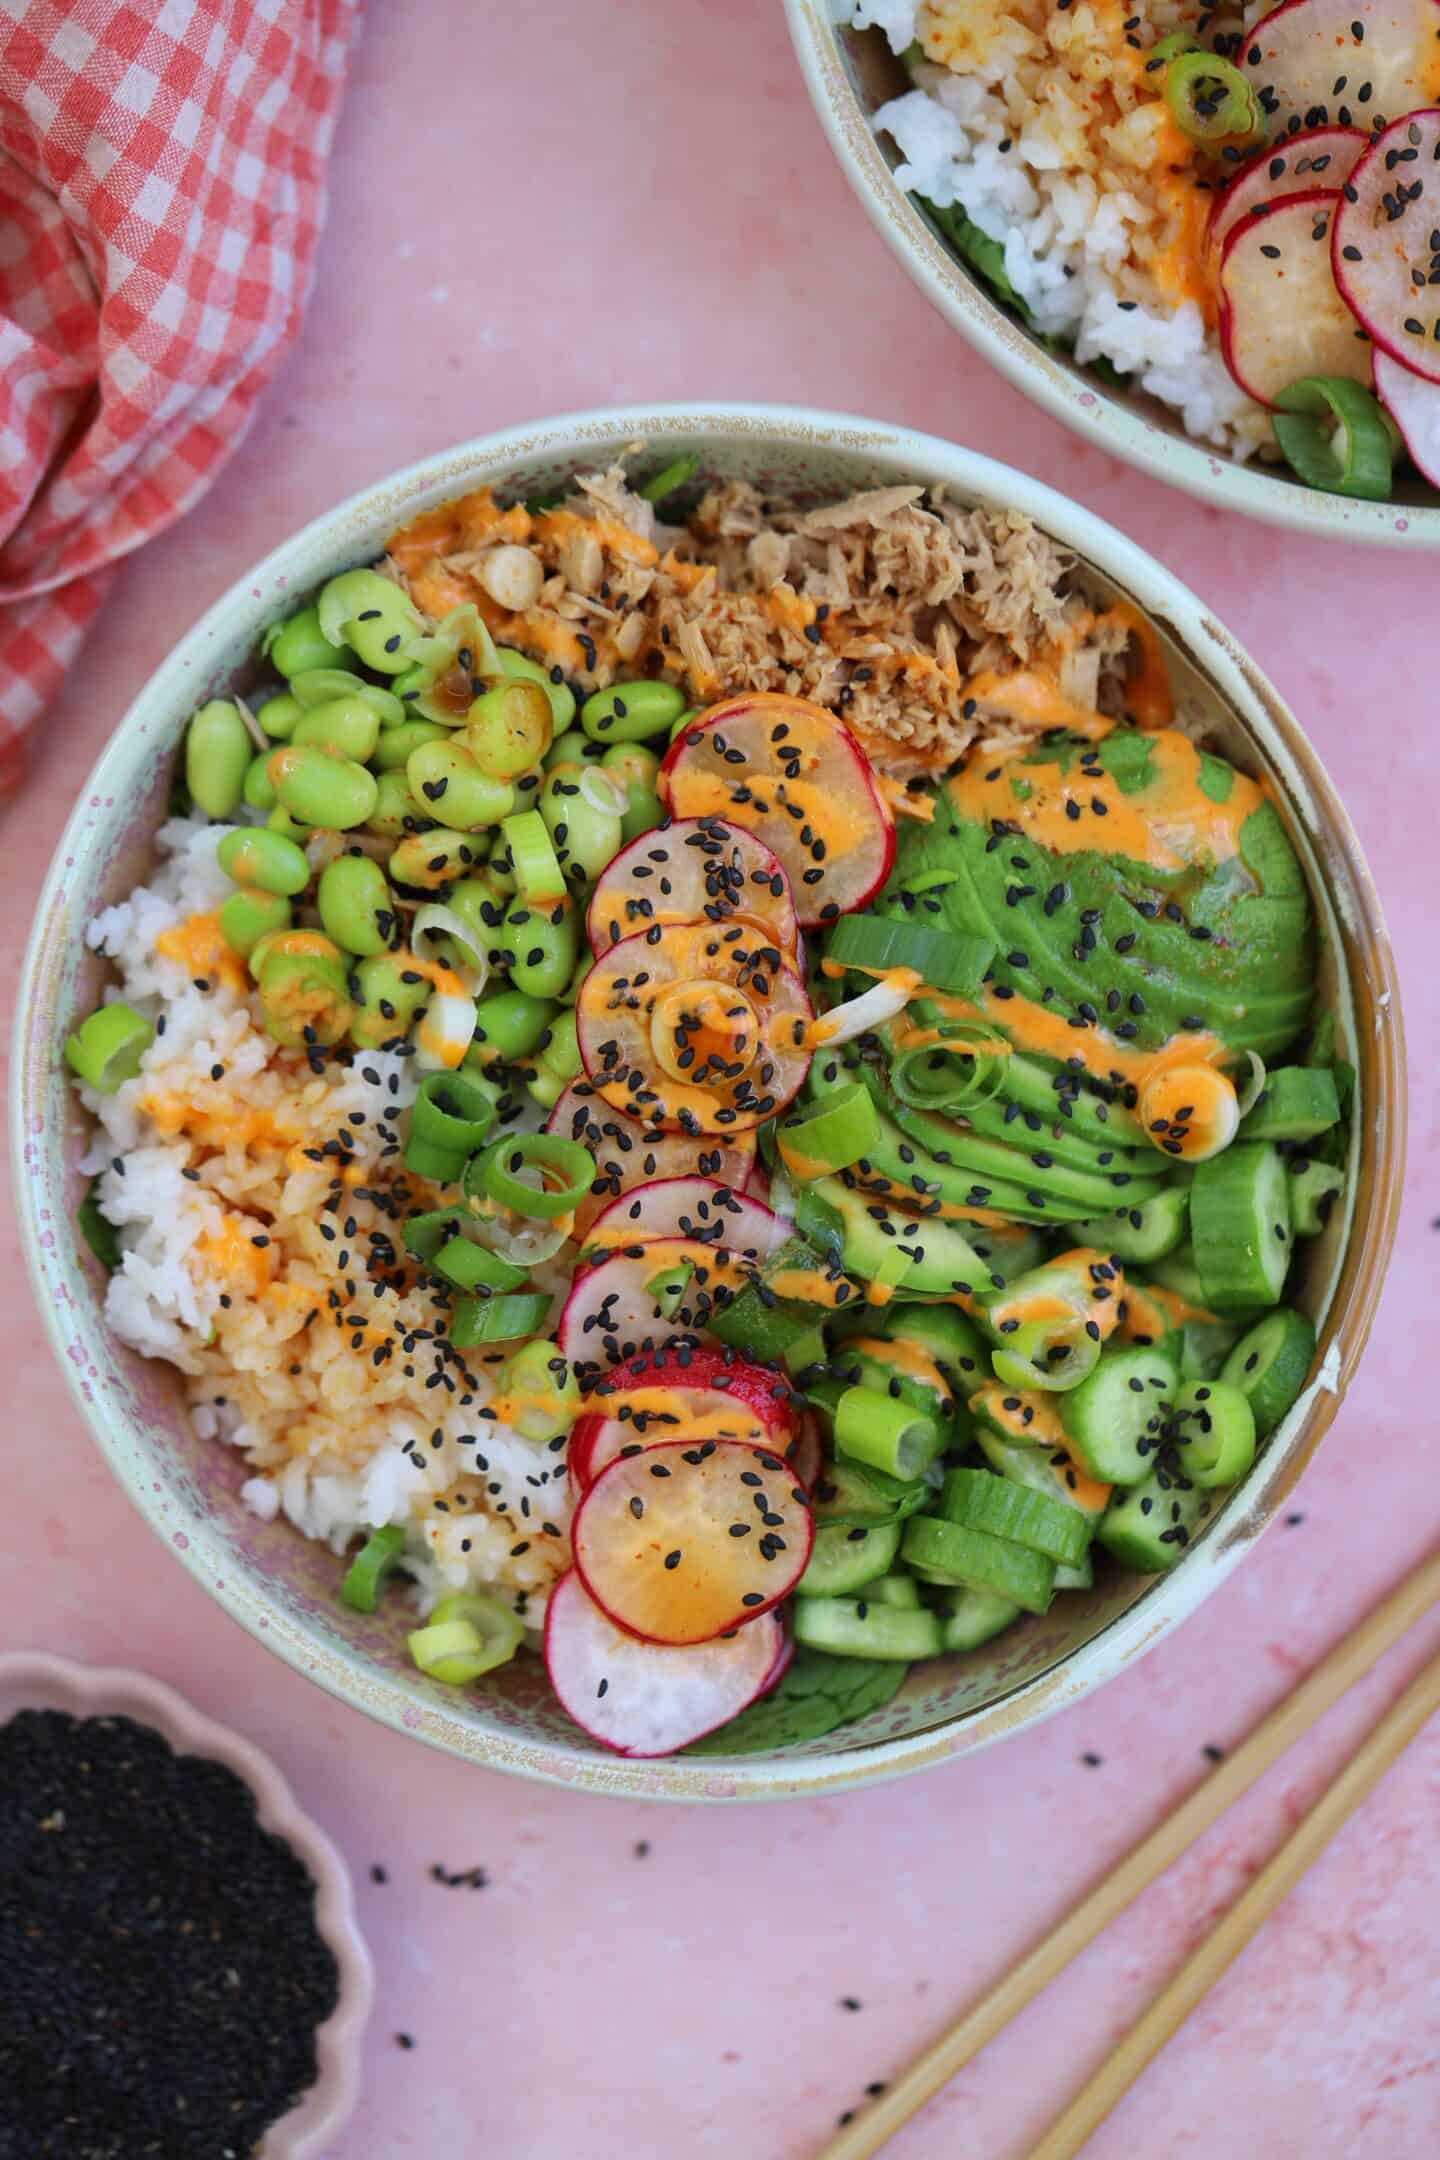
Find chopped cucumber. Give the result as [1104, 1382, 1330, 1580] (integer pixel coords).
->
[1238, 1066, 1340, 1144]
[867, 1572, 922, 1609]
[1220, 1308, 1316, 1436]
[1097, 1451, 1223, 1573]
[1190, 1142, 1292, 1308]
[1054, 1549, 1094, 1592]
[1172, 1380, 1256, 1488]
[938, 1467, 1091, 1568]
[793, 1596, 943, 1661]
[1059, 1346, 1179, 1484]
[798, 1518, 903, 1598]
[901, 1516, 1056, 1613]
[926, 1584, 1021, 1652]
[810, 1455, 933, 1530]
[973, 1428, 1110, 1522]
[868, 1301, 989, 1383]
[1288, 1157, 1345, 1235]
[1069, 1185, 1189, 1264]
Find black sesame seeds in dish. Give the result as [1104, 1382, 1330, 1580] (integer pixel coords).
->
[62, 458, 1352, 1758]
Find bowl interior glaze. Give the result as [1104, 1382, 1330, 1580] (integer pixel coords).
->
[784, 1, 1440, 547]
[12, 406, 1406, 1800]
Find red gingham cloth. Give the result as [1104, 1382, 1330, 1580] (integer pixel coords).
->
[0, 0, 360, 796]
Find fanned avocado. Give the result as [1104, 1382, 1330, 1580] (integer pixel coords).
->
[885, 728, 1314, 1062]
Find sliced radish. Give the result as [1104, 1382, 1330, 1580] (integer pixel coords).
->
[572, 1439, 814, 1645]
[763, 1625, 795, 1696]
[1240, 0, 1440, 141]
[658, 693, 894, 927]
[789, 1413, 824, 1494]
[543, 1569, 783, 1756]
[575, 921, 812, 1136]
[570, 1348, 803, 1492]
[584, 1177, 790, 1262]
[1332, 110, 1440, 385]
[1207, 126, 1367, 260]
[570, 1401, 772, 1492]
[557, 1238, 755, 1377]
[590, 1343, 801, 1435]
[1375, 344, 1440, 476]
[586, 818, 801, 961]
[546, 1083, 755, 1237]
[1219, 190, 1372, 405]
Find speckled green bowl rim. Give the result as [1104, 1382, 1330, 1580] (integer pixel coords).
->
[784, 0, 1440, 546]
[12, 404, 1406, 1802]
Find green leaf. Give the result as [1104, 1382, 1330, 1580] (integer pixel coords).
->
[684, 1648, 909, 1755]
[78, 1177, 120, 1271]
[1087, 352, 1133, 392]
[916, 195, 1031, 321]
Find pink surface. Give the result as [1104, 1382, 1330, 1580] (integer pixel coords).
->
[3, 5, 1437, 2155]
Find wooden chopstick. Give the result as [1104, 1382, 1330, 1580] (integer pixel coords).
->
[819, 1544, 1440, 2160]
[1025, 1638, 1440, 2159]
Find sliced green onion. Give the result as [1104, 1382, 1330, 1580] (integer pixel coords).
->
[991, 1319, 1101, 1395]
[470, 1133, 594, 1220]
[412, 901, 488, 978]
[78, 1177, 120, 1271]
[825, 915, 996, 998]
[502, 809, 567, 906]
[1173, 1380, 1256, 1487]
[1274, 377, 1394, 502]
[826, 1383, 942, 1481]
[640, 453, 699, 503]
[407, 1592, 524, 1684]
[402, 1137, 468, 1184]
[410, 1071, 497, 1156]
[433, 1235, 528, 1293]
[450, 1290, 552, 1346]
[341, 1525, 407, 1613]
[64, 1001, 153, 1093]
[402, 1205, 468, 1259]
[1145, 26, 1201, 70]
[777, 1082, 881, 1179]
[891, 1040, 1007, 1116]
[1163, 49, 1261, 144]
[495, 1338, 579, 1441]
[643, 1257, 695, 1319]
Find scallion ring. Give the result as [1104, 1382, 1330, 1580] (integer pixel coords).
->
[643, 1258, 695, 1320]
[502, 809, 567, 906]
[409, 1070, 497, 1156]
[470, 1133, 594, 1220]
[412, 901, 488, 981]
[64, 1001, 153, 1093]
[1163, 50, 1261, 144]
[341, 1526, 407, 1613]
[407, 1593, 524, 1684]
[777, 1081, 881, 1179]
[449, 1289, 552, 1347]
[1273, 377, 1395, 502]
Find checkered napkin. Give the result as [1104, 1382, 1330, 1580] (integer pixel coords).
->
[0, 0, 360, 796]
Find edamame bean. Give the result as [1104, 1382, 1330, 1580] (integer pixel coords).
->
[558, 949, 594, 1007]
[527, 1068, 564, 1109]
[318, 853, 395, 956]
[243, 752, 278, 811]
[369, 769, 433, 836]
[601, 741, 665, 841]
[466, 679, 552, 780]
[184, 700, 251, 819]
[469, 987, 559, 1064]
[351, 952, 434, 1049]
[580, 678, 685, 744]
[217, 827, 311, 897]
[538, 768, 623, 886]
[670, 705, 702, 742]
[290, 669, 405, 728]
[255, 939, 354, 1050]
[448, 875, 511, 962]
[219, 888, 293, 958]
[389, 827, 487, 889]
[257, 692, 303, 740]
[293, 695, 382, 762]
[406, 739, 515, 832]
[317, 567, 421, 674]
[263, 604, 350, 680]
[501, 896, 578, 1000]
[269, 743, 378, 830]
[544, 728, 604, 770]
[497, 646, 576, 730]
[266, 804, 312, 840]
[373, 718, 449, 771]
[537, 1008, 581, 1083]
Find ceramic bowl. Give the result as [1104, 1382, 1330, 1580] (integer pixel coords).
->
[0, 1652, 372, 2156]
[11, 404, 1406, 1801]
[783, 1, 1440, 546]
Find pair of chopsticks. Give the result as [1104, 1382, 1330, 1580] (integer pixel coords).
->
[822, 1545, 1440, 2160]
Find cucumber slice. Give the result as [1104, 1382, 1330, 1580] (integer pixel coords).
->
[1288, 1157, 1345, 1235]
[1054, 1549, 1094, 1592]
[793, 1596, 943, 1661]
[1069, 1185, 1189, 1265]
[867, 1572, 922, 1609]
[1238, 1066, 1340, 1144]
[798, 1519, 903, 1598]
[810, 1456, 933, 1530]
[1098, 1451, 1223, 1573]
[927, 1584, 1021, 1651]
[1059, 1346, 1179, 1485]
[1178, 1317, 1246, 1381]
[901, 1516, 1056, 1613]
[938, 1468, 1091, 1568]
[1220, 1308, 1317, 1436]
[1190, 1143, 1292, 1309]
[1172, 1380, 1256, 1488]
[973, 1429, 1110, 1522]
[867, 1302, 989, 1386]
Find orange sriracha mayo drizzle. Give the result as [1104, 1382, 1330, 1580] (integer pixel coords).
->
[985, 1247, 1126, 1348]
[154, 912, 249, 996]
[845, 1335, 952, 1404]
[193, 1214, 277, 1297]
[965, 1381, 1112, 1515]
[1120, 1280, 1218, 1345]
[568, 1387, 771, 1448]
[411, 957, 475, 1071]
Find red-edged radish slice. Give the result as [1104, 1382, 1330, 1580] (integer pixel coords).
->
[788, 1413, 823, 1495]
[570, 1349, 804, 1492]
[546, 1083, 755, 1236]
[1239, 0, 1440, 142]
[575, 921, 812, 1136]
[590, 1344, 801, 1434]
[572, 1439, 814, 1645]
[557, 1238, 756, 1377]
[659, 693, 894, 927]
[1207, 126, 1367, 260]
[1332, 110, 1440, 385]
[1375, 345, 1440, 478]
[763, 1626, 795, 1696]
[586, 818, 801, 961]
[570, 1402, 772, 1493]
[543, 1569, 783, 1756]
[584, 1177, 790, 1261]
[1219, 190, 1371, 405]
